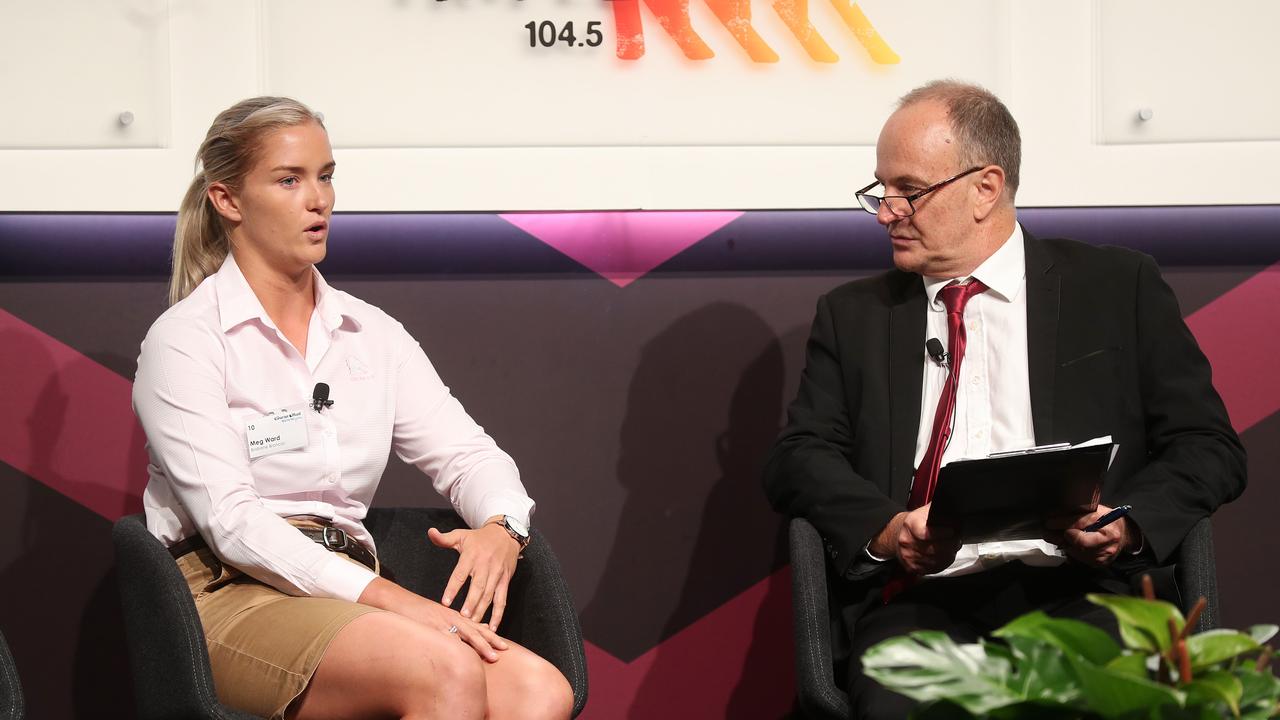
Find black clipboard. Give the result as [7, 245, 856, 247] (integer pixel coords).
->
[925, 440, 1115, 543]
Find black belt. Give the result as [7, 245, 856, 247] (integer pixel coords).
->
[168, 523, 378, 572]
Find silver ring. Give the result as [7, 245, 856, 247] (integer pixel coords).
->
[447, 625, 459, 634]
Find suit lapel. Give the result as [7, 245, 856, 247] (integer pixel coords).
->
[889, 276, 927, 505]
[1025, 231, 1060, 444]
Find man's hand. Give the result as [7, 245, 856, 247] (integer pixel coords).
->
[1044, 504, 1137, 568]
[871, 505, 961, 576]
[429, 516, 521, 630]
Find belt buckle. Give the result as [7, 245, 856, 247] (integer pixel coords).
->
[321, 526, 348, 551]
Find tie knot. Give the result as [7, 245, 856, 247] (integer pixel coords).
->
[938, 279, 988, 315]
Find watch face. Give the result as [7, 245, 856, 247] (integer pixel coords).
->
[505, 516, 529, 538]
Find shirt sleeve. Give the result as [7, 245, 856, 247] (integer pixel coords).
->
[133, 317, 377, 602]
[389, 326, 534, 529]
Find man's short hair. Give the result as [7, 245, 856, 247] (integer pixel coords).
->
[898, 80, 1021, 200]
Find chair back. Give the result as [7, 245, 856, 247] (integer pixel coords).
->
[0, 629, 23, 720]
[113, 513, 259, 720]
[1175, 517, 1220, 630]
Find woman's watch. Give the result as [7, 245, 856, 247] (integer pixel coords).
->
[497, 515, 531, 550]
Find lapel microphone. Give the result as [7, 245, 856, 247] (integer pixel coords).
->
[926, 338, 950, 368]
[312, 383, 334, 412]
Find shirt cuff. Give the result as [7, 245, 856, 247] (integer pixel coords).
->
[864, 542, 892, 564]
[1129, 530, 1145, 556]
[472, 491, 535, 530]
[314, 553, 380, 603]
[841, 542, 894, 581]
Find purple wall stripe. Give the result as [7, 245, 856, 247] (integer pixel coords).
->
[2, 206, 1277, 279]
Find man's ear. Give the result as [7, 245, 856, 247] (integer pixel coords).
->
[971, 165, 1006, 221]
[207, 182, 242, 224]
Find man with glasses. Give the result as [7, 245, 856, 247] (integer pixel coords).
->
[764, 80, 1245, 719]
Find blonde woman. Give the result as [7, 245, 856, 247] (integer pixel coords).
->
[133, 97, 573, 720]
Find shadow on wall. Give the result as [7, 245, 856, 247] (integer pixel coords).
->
[580, 302, 799, 718]
[0, 327, 141, 717]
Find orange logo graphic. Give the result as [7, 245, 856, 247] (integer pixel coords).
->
[610, 0, 899, 63]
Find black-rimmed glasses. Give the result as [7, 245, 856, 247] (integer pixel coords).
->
[855, 166, 985, 217]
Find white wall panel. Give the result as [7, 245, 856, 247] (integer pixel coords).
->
[1097, 0, 1280, 144]
[0, 0, 170, 148]
[0, 0, 1275, 211]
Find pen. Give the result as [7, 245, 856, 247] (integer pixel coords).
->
[1084, 504, 1132, 532]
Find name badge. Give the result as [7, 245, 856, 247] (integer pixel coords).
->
[245, 405, 309, 459]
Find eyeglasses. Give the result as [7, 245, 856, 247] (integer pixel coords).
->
[855, 166, 985, 217]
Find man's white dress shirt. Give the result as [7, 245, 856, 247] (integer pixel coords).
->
[134, 254, 534, 602]
[917, 223, 1066, 577]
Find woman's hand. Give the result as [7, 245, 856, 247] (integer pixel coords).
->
[357, 576, 509, 661]
[429, 516, 521, 630]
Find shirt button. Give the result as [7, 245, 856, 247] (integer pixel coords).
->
[974, 429, 986, 439]
[970, 375, 981, 386]
[968, 320, 980, 331]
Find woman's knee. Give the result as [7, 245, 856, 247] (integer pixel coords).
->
[492, 649, 573, 720]
[400, 633, 488, 713]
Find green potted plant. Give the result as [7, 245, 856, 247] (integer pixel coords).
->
[862, 578, 1280, 719]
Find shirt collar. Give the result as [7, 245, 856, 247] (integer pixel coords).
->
[922, 222, 1026, 307]
[214, 254, 361, 334]
[312, 265, 361, 334]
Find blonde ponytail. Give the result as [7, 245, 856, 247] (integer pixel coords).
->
[168, 96, 323, 305]
[169, 171, 229, 306]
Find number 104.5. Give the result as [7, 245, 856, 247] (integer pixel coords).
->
[524, 20, 603, 48]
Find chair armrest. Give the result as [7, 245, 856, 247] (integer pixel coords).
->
[789, 517, 851, 720]
[1175, 517, 1220, 631]
[365, 508, 589, 717]
[502, 528, 589, 717]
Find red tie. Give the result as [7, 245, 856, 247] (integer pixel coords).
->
[907, 279, 988, 510]
[883, 279, 987, 602]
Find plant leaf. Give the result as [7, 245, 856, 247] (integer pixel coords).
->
[1105, 652, 1151, 679]
[995, 635, 1082, 706]
[862, 632, 1020, 715]
[1088, 593, 1184, 654]
[1235, 664, 1280, 709]
[1183, 670, 1244, 717]
[1248, 625, 1279, 645]
[1186, 630, 1262, 671]
[995, 610, 1122, 665]
[1066, 652, 1185, 719]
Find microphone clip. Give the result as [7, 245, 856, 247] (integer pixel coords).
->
[311, 382, 335, 413]
[925, 338, 950, 368]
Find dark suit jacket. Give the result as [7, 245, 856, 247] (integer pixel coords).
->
[764, 230, 1246, 605]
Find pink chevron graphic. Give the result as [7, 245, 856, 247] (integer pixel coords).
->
[499, 211, 743, 287]
[580, 567, 794, 719]
[0, 308, 147, 520]
[1186, 260, 1280, 433]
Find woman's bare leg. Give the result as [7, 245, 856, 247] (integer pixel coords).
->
[287, 611, 487, 720]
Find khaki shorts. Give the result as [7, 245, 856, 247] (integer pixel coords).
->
[174, 524, 382, 719]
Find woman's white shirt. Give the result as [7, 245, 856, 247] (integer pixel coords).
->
[134, 253, 533, 602]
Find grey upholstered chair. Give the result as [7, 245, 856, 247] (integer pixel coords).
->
[788, 515, 1221, 720]
[114, 508, 588, 719]
[0, 629, 23, 720]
